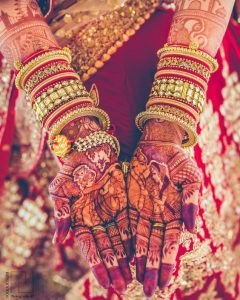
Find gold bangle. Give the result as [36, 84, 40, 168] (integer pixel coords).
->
[155, 69, 208, 90]
[25, 62, 73, 94]
[157, 43, 218, 73]
[48, 106, 111, 138]
[29, 72, 80, 100]
[35, 98, 93, 123]
[147, 98, 200, 120]
[135, 105, 198, 148]
[32, 79, 91, 121]
[15, 47, 72, 90]
[148, 78, 205, 112]
[157, 56, 210, 81]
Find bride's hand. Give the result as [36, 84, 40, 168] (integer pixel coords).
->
[127, 119, 202, 297]
[49, 117, 132, 294]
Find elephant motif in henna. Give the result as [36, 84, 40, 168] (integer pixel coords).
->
[128, 140, 202, 297]
[49, 144, 132, 294]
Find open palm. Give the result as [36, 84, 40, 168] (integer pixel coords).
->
[127, 121, 202, 297]
[49, 142, 132, 293]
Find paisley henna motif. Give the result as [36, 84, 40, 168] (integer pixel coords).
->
[127, 119, 202, 297]
[49, 118, 132, 293]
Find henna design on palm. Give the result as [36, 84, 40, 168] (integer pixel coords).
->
[127, 120, 202, 297]
[49, 142, 132, 294]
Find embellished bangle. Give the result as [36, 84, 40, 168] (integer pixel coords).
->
[155, 69, 208, 90]
[24, 61, 74, 94]
[157, 56, 211, 81]
[157, 42, 218, 73]
[32, 79, 92, 121]
[15, 47, 72, 90]
[29, 72, 80, 101]
[47, 106, 111, 139]
[14, 47, 61, 70]
[73, 131, 120, 157]
[137, 42, 218, 148]
[147, 78, 205, 113]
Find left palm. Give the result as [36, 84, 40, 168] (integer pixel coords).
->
[127, 140, 202, 297]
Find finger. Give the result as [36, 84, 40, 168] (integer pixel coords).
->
[106, 222, 132, 284]
[128, 207, 138, 250]
[135, 215, 152, 283]
[182, 183, 200, 233]
[172, 159, 202, 233]
[51, 196, 71, 244]
[75, 226, 110, 289]
[143, 224, 164, 297]
[116, 208, 133, 260]
[159, 221, 181, 289]
[92, 226, 127, 294]
[127, 171, 140, 249]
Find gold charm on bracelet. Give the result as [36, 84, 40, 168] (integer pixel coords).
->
[49, 134, 72, 157]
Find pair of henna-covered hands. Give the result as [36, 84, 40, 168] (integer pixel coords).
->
[49, 116, 202, 297]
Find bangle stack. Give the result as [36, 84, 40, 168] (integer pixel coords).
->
[14, 47, 115, 157]
[136, 42, 218, 148]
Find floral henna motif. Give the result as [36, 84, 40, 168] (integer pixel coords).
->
[49, 118, 132, 293]
[127, 120, 202, 297]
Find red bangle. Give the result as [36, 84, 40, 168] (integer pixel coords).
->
[21, 47, 61, 66]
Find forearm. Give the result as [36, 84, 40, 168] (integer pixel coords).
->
[0, 0, 58, 67]
[0, 1, 101, 143]
[168, 0, 235, 56]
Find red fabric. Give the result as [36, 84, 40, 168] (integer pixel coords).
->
[85, 9, 174, 160]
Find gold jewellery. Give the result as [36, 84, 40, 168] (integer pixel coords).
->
[32, 79, 91, 122]
[14, 47, 115, 158]
[15, 47, 72, 90]
[136, 42, 218, 148]
[50, 131, 120, 158]
[48, 106, 111, 139]
[73, 131, 120, 157]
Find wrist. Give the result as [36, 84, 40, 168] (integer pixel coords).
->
[141, 119, 185, 145]
[60, 116, 101, 140]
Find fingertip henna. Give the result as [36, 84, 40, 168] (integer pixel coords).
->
[182, 203, 199, 232]
[92, 263, 111, 289]
[118, 258, 132, 284]
[159, 263, 175, 289]
[136, 256, 147, 283]
[143, 268, 159, 297]
[108, 267, 127, 294]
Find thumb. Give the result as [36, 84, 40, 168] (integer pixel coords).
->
[181, 183, 200, 233]
[52, 216, 71, 244]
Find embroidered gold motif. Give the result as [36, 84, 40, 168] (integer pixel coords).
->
[66, 0, 163, 81]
